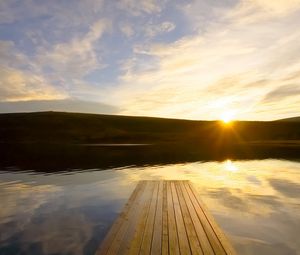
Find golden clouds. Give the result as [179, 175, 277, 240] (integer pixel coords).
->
[0, 67, 67, 102]
[252, 0, 300, 14]
[114, 1, 300, 120]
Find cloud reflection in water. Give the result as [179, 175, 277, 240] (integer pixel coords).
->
[0, 159, 299, 255]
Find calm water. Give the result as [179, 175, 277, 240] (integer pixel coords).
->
[0, 149, 300, 254]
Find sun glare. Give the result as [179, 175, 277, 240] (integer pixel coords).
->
[220, 111, 235, 124]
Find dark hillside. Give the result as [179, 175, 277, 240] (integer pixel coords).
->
[276, 116, 300, 122]
[0, 112, 300, 144]
[1, 112, 300, 171]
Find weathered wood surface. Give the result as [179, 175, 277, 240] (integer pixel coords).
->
[96, 180, 237, 255]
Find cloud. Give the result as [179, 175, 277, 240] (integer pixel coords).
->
[119, 22, 135, 38]
[0, 67, 66, 102]
[263, 85, 300, 103]
[0, 19, 112, 104]
[0, 18, 114, 109]
[0, 40, 67, 102]
[0, 41, 28, 67]
[0, 183, 61, 240]
[225, 0, 300, 26]
[0, 0, 105, 26]
[109, 1, 300, 120]
[182, 0, 238, 31]
[251, 0, 300, 15]
[1, 0, 300, 120]
[269, 179, 300, 198]
[0, 40, 66, 101]
[0, 182, 95, 255]
[209, 188, 249, 211]
[144, 21, 176, 37]
[20, 210, 94, 255]
[117, 0, 167, 15]
[0, 99, 119, 114]
[37, 19, 110, 79]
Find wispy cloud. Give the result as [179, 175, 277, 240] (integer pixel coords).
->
[263, 84, 300, 103]
[144, 21, 176, 37]
[119, 22, 135, 38]
[0, 40, 66, 101]
[37, 19, 110, 79]
[0, 18, 110, 102]
[111, 1, 300, 120]
[117, 0, 168, 15]
[0, 99, 118, 114]
[0, 0, 300, 119]
[0, 67, 66, 102]
[0, 0, 105, 26]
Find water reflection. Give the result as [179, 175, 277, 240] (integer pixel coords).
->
[0, 159, 300, 255]
[223, 159, 238, 172]
[1, 142, 300, 172]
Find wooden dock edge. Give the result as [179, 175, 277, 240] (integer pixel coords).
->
[96, 180, 237, 255]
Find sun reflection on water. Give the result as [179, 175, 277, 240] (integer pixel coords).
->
[223, 159, 238, 172]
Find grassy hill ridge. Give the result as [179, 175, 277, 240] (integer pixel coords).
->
[276, 116, 300, 122]
[1, 111, 300, 144]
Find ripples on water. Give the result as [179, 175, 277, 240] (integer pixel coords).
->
[0, 159, 300, 255]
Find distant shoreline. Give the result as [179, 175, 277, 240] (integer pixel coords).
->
[79, 143, 152, 147]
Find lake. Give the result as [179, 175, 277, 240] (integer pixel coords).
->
[0, 144, 300, 255]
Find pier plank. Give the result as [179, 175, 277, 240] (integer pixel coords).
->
[96, 180, 237, 255]
[151, 181, 163, 255]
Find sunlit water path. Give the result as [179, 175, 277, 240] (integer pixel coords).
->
[0, 159, 300, 255]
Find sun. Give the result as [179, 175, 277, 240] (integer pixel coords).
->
[220, 111, 235, 124]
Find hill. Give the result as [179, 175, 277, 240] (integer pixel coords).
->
[1, 111, 300, 144]
[1, 112, 300, 171]
[276, 116, 300, 122]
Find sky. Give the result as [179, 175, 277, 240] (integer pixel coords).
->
[0, 0, 300, 120]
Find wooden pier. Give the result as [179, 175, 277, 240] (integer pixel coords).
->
[96, 180, 237, 255]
